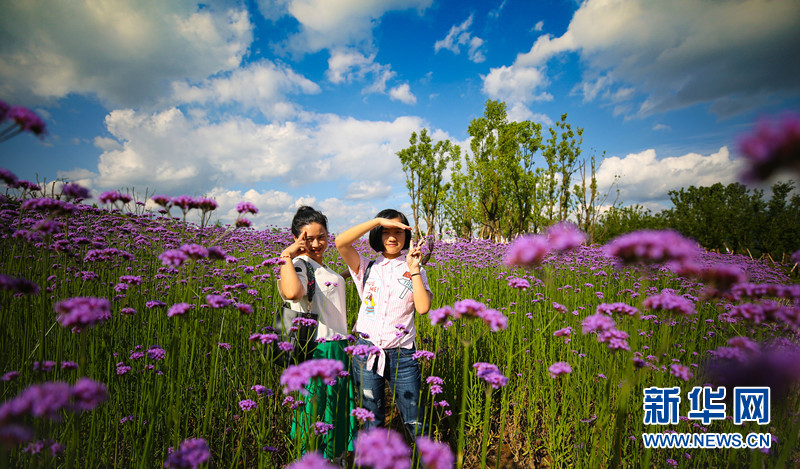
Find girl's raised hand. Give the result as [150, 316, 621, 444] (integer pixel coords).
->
[377, 217, 412, 231]
[407, 237, 423, 270]
[281, 231, 307, 259]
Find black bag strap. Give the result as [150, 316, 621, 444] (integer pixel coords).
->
[298, 258, 316, 304]
[362, 259, 375, 291]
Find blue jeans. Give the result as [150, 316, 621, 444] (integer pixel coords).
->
[352, 339, 428, 439]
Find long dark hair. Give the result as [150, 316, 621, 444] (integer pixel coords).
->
[368, 208, 411, 252]
[290, 206, 328, 237]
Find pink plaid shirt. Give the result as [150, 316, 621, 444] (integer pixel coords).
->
[350, 253, 432, 375]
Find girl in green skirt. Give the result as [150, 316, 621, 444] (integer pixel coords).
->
[278, 206, 356, 462]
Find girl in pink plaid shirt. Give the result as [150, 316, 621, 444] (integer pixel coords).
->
[335, 209, 432, 439]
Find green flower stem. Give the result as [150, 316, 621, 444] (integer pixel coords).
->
[456, 339, 471, 469]
[479, 384, 493, 468]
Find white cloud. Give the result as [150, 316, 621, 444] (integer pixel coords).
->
[326, 48, 399, 96]
[0, 1, 252, 107]
[75, 105, 429, 202]
[344, 180, 393, 200]
[484, 0, 800, 119]
[268, 0, 432, 54]
[489, 1, 507, 20]
[533, 20, 544, 32]
[434, 15, 487, 63]
[170, 60, 320, 119]
[92, 107, 312, 193]
[389, 83, 417, 105]
[316, 197, 381, 234]
[326, 49, 377, 84]
[482, 64, 552, 104]
[505, 103, 553, 126]
[595, 146, 744, 206]
[255, 0, 292, 21]
[309, 113, 426, 182]
[652, 123, 671, 132]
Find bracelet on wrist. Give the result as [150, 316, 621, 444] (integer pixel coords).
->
[410, 272, 420, 277]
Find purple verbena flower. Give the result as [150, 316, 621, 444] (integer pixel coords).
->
[0, 167, 18, 186]
[354, 428, 411, 469]
[21, 198, 75, 215]
[279, 359, 345, 395]
[151, 195, 171, 206]
[548, 362, 572, 379]
[507, 277, 530, 290]
[643, 293, 696, 315]
[596, 302, 639, 316]
[0, 274, 40, 295]
[286, 452, 337, 469]
[197, 198, 217, 212]
[180, 244, 208, 259]
[351, 407, 375, 423]
[206, 295, 232, 309]
[605, 230, 699, 265]
[98, 191, 127, 205]
[504, 235, 550, 267]
[239, 399, 257, 411]
[344, 344, 381, 358]
[61, 183, 91, 200]
[546, 222, 586, 251]
[670, 364, 693, 382]
[429, 305, 454, 326]
[416, 436, 454, 469]
[738, 112, 800, 181]
[476, 308, 508, 331]
[1, 371, 20, 382]
[235, 201, 258, 214]
[554, 327, 572, 337]
[581, 313, 616, 334]
[412, 350, 435, 360]
[473, 362, 508, 388]
[53, 296, 111, 330]
[163, 438, 210, 469]
[168, 303, 193, 317]
[147, 346, 166, 361]
[6, 106, 46, 136]
[313, 422, 334, 435]
[158, 249, 188, 267]
[597, 328, 631, 351]
[171, 195, 199, 212]
[71, 377, 108, 411]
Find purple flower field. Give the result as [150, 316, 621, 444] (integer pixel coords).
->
[0, 177, 799, 468]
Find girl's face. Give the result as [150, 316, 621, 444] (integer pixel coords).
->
[296, 222, 328, 262]
[382, 217, 407, 258]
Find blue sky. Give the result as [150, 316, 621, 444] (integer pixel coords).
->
[1, 0, 799, 232]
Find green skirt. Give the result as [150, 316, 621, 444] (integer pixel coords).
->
[290, 339, 357, 458]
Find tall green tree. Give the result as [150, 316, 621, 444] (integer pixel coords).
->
[397, 128, 459, 237]
[758, 181, 800, 257]
[596, 204, 665, 244]
[466, 100, 510, 241]
[440, 158, 475, 238]
[541, 113, 584, 222]
[574, 151, 619, 244]
[464, 100, 545, 240]
[498, 120, 544, 238]
[665, 182, 764, 253]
